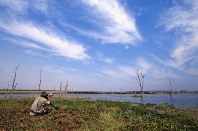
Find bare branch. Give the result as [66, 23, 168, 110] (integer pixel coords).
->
[60, 82, 63, 91]
[38, 68, 43, 92]
[11, 65, 19, 98]
[135, 69, 145, 97]
[64, 80, 69, 91]
[167, 75, 173, 97]
[7, 81, 10, 90]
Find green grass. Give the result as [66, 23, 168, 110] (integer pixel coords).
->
[0, 97, 198, 130]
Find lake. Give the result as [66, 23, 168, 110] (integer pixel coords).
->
[1, 93, 198, 107]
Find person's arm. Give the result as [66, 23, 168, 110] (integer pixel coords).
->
[47, 95, 50, 102]
[43, 96, 50, 105]
[45, 99, 50, 104]
[47, 93, 53, 103]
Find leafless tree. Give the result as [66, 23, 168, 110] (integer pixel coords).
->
[136, 69, 145, 98]
[64, 80, 69, 91]
[167, 76, 173, 97]
[60, 82, 63, 97]
[60, 82, 63, 91]
[10, 65, 19, 98]
[38, 68, 43, 92]
[64, 80, 69, 96]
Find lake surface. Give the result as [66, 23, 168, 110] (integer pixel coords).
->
[1, 93, 198, 107]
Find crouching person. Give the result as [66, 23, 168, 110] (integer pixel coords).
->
[30, 91, 51, 115]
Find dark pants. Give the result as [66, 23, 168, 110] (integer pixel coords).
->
[30, 108, 51, 115]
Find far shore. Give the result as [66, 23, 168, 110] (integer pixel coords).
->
[0, 89, 198, 94]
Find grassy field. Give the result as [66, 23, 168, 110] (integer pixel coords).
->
[0, 97, 198, 130]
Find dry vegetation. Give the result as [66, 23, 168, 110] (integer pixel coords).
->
[0, 97, 198, 130]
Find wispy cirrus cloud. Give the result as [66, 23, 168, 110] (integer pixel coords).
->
[95, 52, 115, 64]
[0, 0, 28, 14]
[80, 0, 142, 44]
[102, 58, 115, 64]
[101, 57, 180, 81]
[101, 67, 124, 79]
[2, 38, 46, 50]
[135, 58, 152, 74]
[0, 19, 89, 61]
[0, 0, 49, 15]
[31, 0, 49, 14]
[0, 1, 90, 61]
[158, 0, 198, 75]
[101, 58, 152, 79]
[23, 50, 42, 57]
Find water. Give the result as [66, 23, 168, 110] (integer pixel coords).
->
[1, 93, 198, 107]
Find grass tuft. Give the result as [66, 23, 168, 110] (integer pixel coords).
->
[0, 97, 198, 130]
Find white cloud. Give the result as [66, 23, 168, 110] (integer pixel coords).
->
[101, 58, 151, 79]
[95, 52, 115, 64]
[32, 0, 48, 14]
[3, 38, 46, 50]
[135, 58, 152, 74]
[0, 19, 90, 61]
[125, 46, 129, 49]
[186, 68, 198, 76]
[103, 58, 115, 64]
[0, 0, 29, 14]
[158, 0, 198, 75]
[33, 0, 48, 13]
[81, 0, 142, 44]
[43, 65, 77, 74]
[43, 66, 64, 74]
[0, 0, 49, 15]
[101, 67, 124, 79]
[119, 66, 136, 77]
[65, 67, 78, 72]
[24, 50, 41, 56]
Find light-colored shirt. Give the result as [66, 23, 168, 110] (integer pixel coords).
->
[30, 96, 50, 115]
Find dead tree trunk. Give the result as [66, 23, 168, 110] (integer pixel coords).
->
[60, 82, 63, 97]
[64, 80, 69, 96]
[136, 69, 145, 98]
[38, 68, 43, 93]
[10, 65, 19, 99]
[167, 76, 173, 97]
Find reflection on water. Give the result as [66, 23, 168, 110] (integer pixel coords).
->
[0, 93, 198, 107]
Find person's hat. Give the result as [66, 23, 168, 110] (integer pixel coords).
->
[41, 91, 48, 97]
[48, 92, 53, 97]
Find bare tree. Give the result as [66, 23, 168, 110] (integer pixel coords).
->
[64, 80, 69, 96]
[64, 80, 69, 91]
[60, 82, 63, 91]
[136, 69, 145, 98]
[60, 82, 63, 97]
[38, 68, 43, 93]
[10, 65, 19, 98]
[167, 76, 173, 97]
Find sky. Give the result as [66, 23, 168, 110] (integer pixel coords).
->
[0, 0, 198, 91]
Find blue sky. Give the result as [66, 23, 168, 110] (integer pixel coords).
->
[0, 0, 197, 91]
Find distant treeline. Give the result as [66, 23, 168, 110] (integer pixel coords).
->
[0, 89, 198, 94]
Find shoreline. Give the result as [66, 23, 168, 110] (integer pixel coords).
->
[0, 89, 198, 94]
